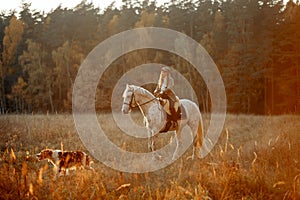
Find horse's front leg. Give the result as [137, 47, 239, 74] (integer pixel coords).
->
[147, 129, 156, 160]
[148, 129, 162, 160]
[147, 129, 154, 151]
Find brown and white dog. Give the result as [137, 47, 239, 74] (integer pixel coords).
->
[36, 149, 94, 176]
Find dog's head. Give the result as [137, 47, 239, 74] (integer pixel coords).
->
[36, 149, 53, 161]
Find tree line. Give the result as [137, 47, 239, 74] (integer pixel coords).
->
[0, 0, 299, 114]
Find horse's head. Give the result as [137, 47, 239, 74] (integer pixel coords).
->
[122, 84, 134, 114]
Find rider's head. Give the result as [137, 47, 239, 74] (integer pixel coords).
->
[161, 66, 171, 76]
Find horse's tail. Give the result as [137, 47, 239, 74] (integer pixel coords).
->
[196, 118, 204, 148]
[196, 114, 211, 158]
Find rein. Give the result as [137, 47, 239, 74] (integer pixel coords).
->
[131, 93, 158, 108]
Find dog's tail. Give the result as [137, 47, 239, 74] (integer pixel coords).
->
[86, 154, 90, 166]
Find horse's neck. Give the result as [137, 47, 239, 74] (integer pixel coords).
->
[134, 87, 155, 102]
[133, 87, 157, 113]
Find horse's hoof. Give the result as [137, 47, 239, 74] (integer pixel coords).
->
[155, 153, 162, 160]
[152, 153, 162, 160]
[172, 154, 178, 161]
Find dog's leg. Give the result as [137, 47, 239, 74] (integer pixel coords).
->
[53, 166, 60, 180]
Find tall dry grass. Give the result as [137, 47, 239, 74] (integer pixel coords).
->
[0, 113, 299, 199]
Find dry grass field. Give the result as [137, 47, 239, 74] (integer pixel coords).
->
[0, 113, 299, 199]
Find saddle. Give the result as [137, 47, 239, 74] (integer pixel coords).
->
[159, 104, 187, 133]
[156, 89, 187, 133]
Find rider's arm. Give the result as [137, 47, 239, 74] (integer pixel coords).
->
[161, 77, 168, 91]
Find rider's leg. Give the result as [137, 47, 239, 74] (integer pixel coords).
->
[169, 100, 180, 121]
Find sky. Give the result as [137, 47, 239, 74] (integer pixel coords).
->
[0, 0, 121, 13]
[0, 0, 169, 13]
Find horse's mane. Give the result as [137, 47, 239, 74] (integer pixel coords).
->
[131, 85, 155, 99]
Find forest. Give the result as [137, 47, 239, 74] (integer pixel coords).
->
[0, 0, 299, 114]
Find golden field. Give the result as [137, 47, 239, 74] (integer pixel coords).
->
[0, 113, 299, 199]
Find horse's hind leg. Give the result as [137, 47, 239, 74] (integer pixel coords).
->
[188, 120, 200, 160]
[172, 129, 182, 160]
[148, 135, 152, 152]
[191, 132, 198, 160]
[148, 129, 161, 160]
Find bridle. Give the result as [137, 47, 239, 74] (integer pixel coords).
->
[123, 90, 158, 110]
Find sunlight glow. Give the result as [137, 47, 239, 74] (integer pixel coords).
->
[0, 0, 170, 13]
[1, 0, 115, 13]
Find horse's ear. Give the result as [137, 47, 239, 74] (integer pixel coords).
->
[126, 84, 132, 89]
[123, 84, 129, 98]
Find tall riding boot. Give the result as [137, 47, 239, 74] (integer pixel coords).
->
[169, 102, 178, 128]
[159, 121, 172, 133]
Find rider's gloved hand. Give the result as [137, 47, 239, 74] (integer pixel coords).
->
[154, 88, 160, 96]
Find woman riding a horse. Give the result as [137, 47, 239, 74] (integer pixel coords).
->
[154, 66, 181, 131]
